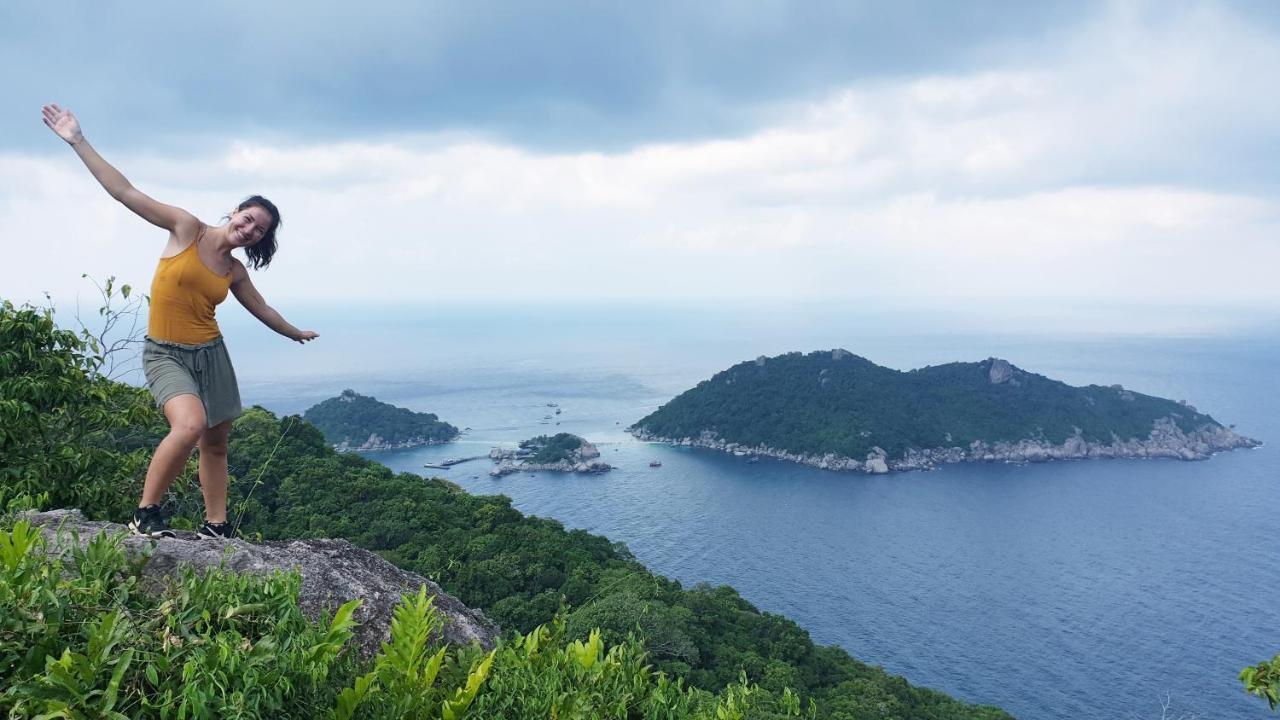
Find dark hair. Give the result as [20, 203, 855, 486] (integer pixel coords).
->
[235, 195, 281, 270]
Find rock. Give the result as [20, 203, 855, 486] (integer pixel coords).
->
[490, 460, 518, 476]
[988, 358, 1016, 385]
[755, 355, 768, 367]
[832, 348, 852, 361]
[22, 509, 499, 658]
[491, 459, 612, 477]
[865, 450, 889, 474]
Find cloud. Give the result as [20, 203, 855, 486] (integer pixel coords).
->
[3, 1, 1278, 334]
[3, 1, 1095, 152]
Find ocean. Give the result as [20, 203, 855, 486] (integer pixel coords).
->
[223, 303, 1278, 719]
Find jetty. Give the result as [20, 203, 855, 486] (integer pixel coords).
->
[423, 455, 486, 470]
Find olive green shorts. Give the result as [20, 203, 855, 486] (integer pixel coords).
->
[142, 336, 243, 428]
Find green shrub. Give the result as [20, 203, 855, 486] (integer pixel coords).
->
[0, 519, 359, 719]
[1242, 654, 1280, 711]
[0, 521, 812, 719]
[0, 297, 174, 521]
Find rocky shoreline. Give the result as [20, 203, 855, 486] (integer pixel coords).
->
[630, 418, 1261, 474]
[334, 435, 454, 453]
[489, 459, 614, 477]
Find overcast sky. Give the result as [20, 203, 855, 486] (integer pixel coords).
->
[3, 0, 1278, 333]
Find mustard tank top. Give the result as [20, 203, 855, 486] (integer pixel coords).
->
[147, 230, 232, 344]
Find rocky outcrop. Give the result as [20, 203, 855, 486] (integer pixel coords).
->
[988, 358, 1017, 385]
[22, 509, 499, 657]
[335, 435, 452, 453]
[490, 459, 613, 477]
[490, 434, 612, 477]
[630, 418, 1260, 475]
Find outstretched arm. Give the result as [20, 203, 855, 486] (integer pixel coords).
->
[42, 103, 197, 233]
[229, 261, 319, 344]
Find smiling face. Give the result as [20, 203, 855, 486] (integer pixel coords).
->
[228, 206, 274, 247]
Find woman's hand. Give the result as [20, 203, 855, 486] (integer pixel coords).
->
[42, 104, 83, 146]
[294, 331, 320, 344]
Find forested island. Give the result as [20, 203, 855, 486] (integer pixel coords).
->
[489, 433, 613, 476]
[632, 350, 1260, 473]
[303, 389, 459, 451]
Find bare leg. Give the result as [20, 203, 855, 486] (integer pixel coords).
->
[197, 419, 232, 523]
[140, 394, 207, 507]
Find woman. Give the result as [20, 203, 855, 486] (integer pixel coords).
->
[42, 103, 318, 539]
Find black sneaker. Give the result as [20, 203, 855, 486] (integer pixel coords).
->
[198, 520, 236, 540]
[129, 504, 176, 538]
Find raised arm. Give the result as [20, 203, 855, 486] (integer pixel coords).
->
[42, 103, 197, 233]
[229, 261, 319, 344]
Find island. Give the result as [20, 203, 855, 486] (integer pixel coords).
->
[490, 433, 613, 476]
[303, 389, 460, 451]
[630, 350, 1260, 473]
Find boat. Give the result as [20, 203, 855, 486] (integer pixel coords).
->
[649, 461, 662, 468]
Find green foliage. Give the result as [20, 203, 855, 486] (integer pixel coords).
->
[303, 389, 459, 446]
[332, 586, 464, 720]
[566, 591, 700, 672]
[1242, 654, 1280, 710]
[0, 521, 358, 719]
[519, 432, 591, 464]
[633, 351, 1224, 459]
[0, 521, 814, 719]
[467, 617, 811, 719]
[0, 299, 168, 520]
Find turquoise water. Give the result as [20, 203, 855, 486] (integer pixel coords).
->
[232, 307, 1278, 719]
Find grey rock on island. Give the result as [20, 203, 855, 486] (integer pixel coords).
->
[23, 509, 499, 657]
[630, 350, 1260, 474]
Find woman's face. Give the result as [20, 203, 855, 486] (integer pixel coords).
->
[229, 206, 273, 246]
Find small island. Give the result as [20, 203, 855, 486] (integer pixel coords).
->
[303, 389, 460, 451]
[490, 433, 613, 476]
[630, 350, 1260, 474]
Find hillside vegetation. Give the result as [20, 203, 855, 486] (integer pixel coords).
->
[303, 389, 458, 447]
[520, 433, 595, 463]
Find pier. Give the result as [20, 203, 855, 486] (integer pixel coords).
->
[423, 455, 487, 470]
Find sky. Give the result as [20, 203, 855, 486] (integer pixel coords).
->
[3, 0, 1279, 334]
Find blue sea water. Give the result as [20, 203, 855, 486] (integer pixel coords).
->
[229, 304, 1279, 719]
